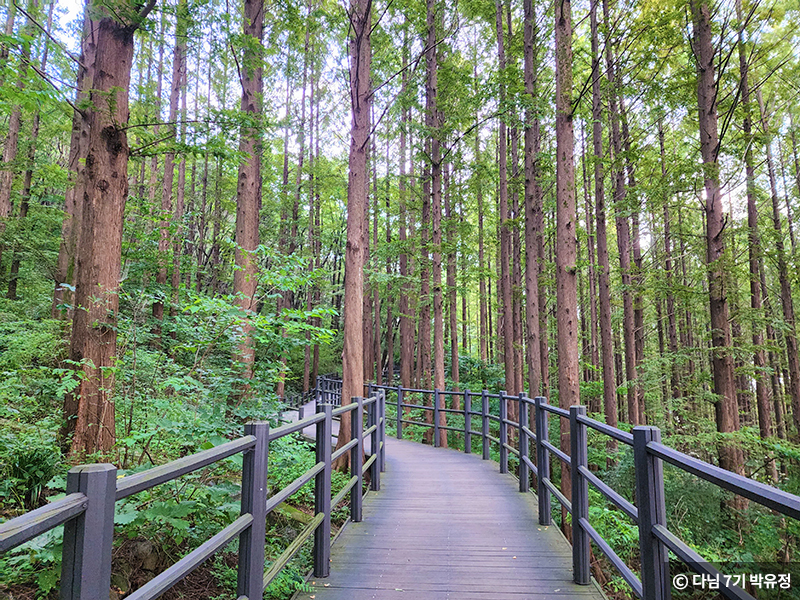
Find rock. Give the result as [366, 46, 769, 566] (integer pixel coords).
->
[133, 540, 159, 571]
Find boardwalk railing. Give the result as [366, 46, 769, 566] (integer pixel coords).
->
[317, 375, 800, 600]
[0, 392, 385, 600]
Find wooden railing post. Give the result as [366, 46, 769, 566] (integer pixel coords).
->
[482, 390, 490, 460]
[379, 390, 386, 473]
[60, 464, 116, 600]
[396, 385, 403, 439]
[433, 389, 441, 447]
[634, 426, 670, 600]
[368, 396, 380, 491]
[237, 422, 269, 598]
[570, 406, 590, 585]
[314, 404, 333, 577]
[464, 389, 471, 454]
[534, 396, 551, 526]
[519, 394, 529, 493]
[351, 397, 364, 522]
[499, 392, 508, 474]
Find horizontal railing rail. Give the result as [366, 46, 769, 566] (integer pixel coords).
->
[321, 376, 800, 600]
[0, 389, 386, 600]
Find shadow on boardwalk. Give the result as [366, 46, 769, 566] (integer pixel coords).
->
[293, 436, 606, 600]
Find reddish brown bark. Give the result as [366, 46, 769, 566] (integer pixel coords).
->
[153, 0, 187, 329]
[399, 23, 413, 389]
[523, 0, 542, 398]
[232, 0, 264, 387]
[495, 0, 514, 400]
[691, 0, 744, 476]
[758, 92, 800, 440]
[334, 0, 371, 470]
[591, 0, 617, 444]
[736, 9, 773, 452]
[555, 0, 577, 516]
[64, 1, 150, 456]
[602, 0, 639, 426]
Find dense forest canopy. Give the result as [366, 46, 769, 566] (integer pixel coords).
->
[2, 0, 800, 595]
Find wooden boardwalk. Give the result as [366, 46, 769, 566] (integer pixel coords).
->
[294, 437, 605, 600]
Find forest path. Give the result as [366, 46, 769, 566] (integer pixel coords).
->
[292, 437, 606, 600]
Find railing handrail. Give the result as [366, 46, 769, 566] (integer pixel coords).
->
[318, 375, 799, 600]
[0, 389, 387, 600]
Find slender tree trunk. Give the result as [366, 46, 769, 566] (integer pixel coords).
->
[691, 0, 744, 477]
[619, 97, 645, 421]
[476, 124, 488, 363]
[399, 22, 413, 388]
[758, 91, 800, 440]
[335, 0, 371, 470]
[52, 11, 93, 318]
[555, 0, 577, 523]
[736, 10, 773, 458]
[0, 0, 33, 273]
[385, 138, 394, 385]
[8, 0, 53, 300]
[590, 0, 616, 444]
[363, 135, 374, 383]
[153, 0, 188, 331]
[371, 113, 381, 385]
[602, 0, 639, 425]
[658, 122, 681, 410]
[495, 0, 514, 398]
[523, 0, 542, 400]
[427, 0, 446, 445]
[445, 164, 459, 392]
[231, 0, 264, 391]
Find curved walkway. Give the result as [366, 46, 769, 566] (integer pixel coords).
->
[295, 437, 605, 600]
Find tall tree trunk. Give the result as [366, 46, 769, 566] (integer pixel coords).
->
[363, 136, 374, 383]
[399, 22, 413, 388]
[232, 0, 264, 390]
[335, 0, 371, 470]
[583, 131, 599, 394]
[476, 122, 488, 363]
[510, 125, 525, 397]
[620, 101, 645, 422]
[495, 0, 514, 398]
[445, 163, 459, 392]
[591, 0, 618, 448]
[63, 0, 150, 456]
[658, 122, 681, 411]
[427, 0, 446, 445]
[523, 0, 542, 398]
[555, 0, 577, 522]
[0, 0, 34, 274]
[8, 0, 53, 300]
[52, 10, 93, 318]
[758, 91, 800, 440]
[385, 138, 394, 385]
[602, 0, 639, 426]
[153, 0, 188, 331]
[736, 7, 773, 458]
[691, 0, 744, 477]
[275, 51, 293, 401]
[371, 113, 381, 384]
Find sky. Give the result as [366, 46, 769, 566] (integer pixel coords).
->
[61, 0, 82, 22]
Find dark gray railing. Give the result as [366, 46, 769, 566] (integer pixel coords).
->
[316, 374, 343, 408]
[0, 392, 385, 600]
[331, 377, 800, 600]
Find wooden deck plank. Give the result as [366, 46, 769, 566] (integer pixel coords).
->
[293, 438, 605, 600]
